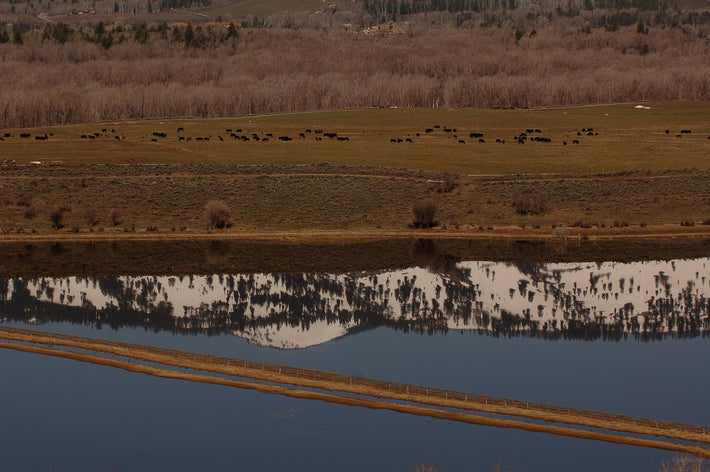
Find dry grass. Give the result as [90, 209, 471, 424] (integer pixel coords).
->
[2, 164, 710, 234]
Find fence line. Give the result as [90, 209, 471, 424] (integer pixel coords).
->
[2, 326, 707, 437]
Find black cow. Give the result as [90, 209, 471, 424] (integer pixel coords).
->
[458, 139, 465, 144]
[405, 138, 413, 143]
[177, 127, 184, 132]
[573, 139, 580, 144]
[337, 136, 349, 141]
[425, 128, 434, 133]
[20, 133, 30, 138]
[278, 136, 292, 141]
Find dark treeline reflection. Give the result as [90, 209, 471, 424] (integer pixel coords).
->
[1, 257, 709, 347]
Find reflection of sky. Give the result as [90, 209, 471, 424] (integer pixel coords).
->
[1, 323, 707, 472]
[7, 258, 710, 348]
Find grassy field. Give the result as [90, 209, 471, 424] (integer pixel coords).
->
[1, 103, 710, 236]
[201, 0, 338, 17]
[2, 102, 709, 174]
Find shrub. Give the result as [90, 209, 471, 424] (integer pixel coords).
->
[48, 207, 67, 229]
[110, 209, 121, 227]
[436, 172, 459, 193]
[24, 205, 37, 219]
[513, 193, 550, 215]
[204, 200, 231, 229]
[85, 207, 99, 227]
[412, 198, 437, 228]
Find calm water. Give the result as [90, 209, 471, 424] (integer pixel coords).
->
[2, 255, 710, 471]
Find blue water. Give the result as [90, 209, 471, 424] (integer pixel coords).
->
[2, 320, 707, 471]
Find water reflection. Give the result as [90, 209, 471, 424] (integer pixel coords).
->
[2, 258, 709, 348]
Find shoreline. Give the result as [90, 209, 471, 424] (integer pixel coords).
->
[1, 224, 710, 244]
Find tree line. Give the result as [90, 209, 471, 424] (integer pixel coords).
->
[0, 6, 708, 128]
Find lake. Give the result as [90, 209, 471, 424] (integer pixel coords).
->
[1, 239, 709, 471]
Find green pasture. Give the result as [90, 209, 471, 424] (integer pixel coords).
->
[2, 102, 709, 174]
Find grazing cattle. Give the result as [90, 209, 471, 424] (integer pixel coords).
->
[469, 132, 484, 138]
[397, 138, 403, 143]
[316, 137, 322, 141]
[299, 133, 306, 138]
[563, 141, 567, 145]
[535, 129, 542, 133]
[262, 138, 269, 142]
[3, 133, 11, 137]
[526, 128, 534, 133]
[416, 133, 421, 137]
[390, 138, 397, 143]
[151, 138, 158, 142]
[94, 132, 101, 137]
[278, 136, 292, 141]
[80, 135, 88, 139]
[573, 139, 580, 144]
[681, 129, 692, 134]
[425, 128, 434, 133]
[204, 137, 210, 141]
[315, 129, 324, 134]
[458, 139, 465, 144]
[252, 133, 259, 139]
[324, 132, 337, 138]
[225, 128, 231, 132]
[196, 137, 204, 141]
[111, 129, 116, 134]
[266, 133, 273, 137]
[305, 129, 312, 133]
[665, 130, 670, 134]
[178, 136, 185, 141]
[89, 135, 95, 140]
[218, 135, 224, 141]
[235, 128, 242, 133]
[433, 125, 441, 128]
[676, 134, 682, 138]
[443, 127, 452, 133]
[186, 137, 192, 142]
[405, 138, 413, 143]
[478, 138, 485, 143]
[241, 136, 249, 141]
[495, 139, 502, 143]
[577, 132, 582, 136]
[102, 128, 107, 132]
[587, 132, 594, 136]
[230, 133, 238, 139]
[337, 136, 349, 141]
[0, 136, 3, 141]
[20, 133, 30, 138]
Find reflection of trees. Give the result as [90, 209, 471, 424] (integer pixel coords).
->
[1, 267, 709, 344]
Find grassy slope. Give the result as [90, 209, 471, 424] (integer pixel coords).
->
[2, 102, 709, 174]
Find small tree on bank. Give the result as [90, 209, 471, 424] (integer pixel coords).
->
[205, 200, 231, 229]
[412, 198, 438, 228]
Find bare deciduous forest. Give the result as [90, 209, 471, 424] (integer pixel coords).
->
[0, 0, 709, 127]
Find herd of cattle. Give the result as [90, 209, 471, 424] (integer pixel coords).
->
[0, 126, 708, 146]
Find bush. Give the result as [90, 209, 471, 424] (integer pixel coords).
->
[205, 200, 231, 229]
[436, 172, 459, 193]
[513, 193, 550, 215]
[412, 198, 437, 228]
[85, 207, 99, 227]
[48, 207, 66, 229]
[110, 209, 121, 227]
